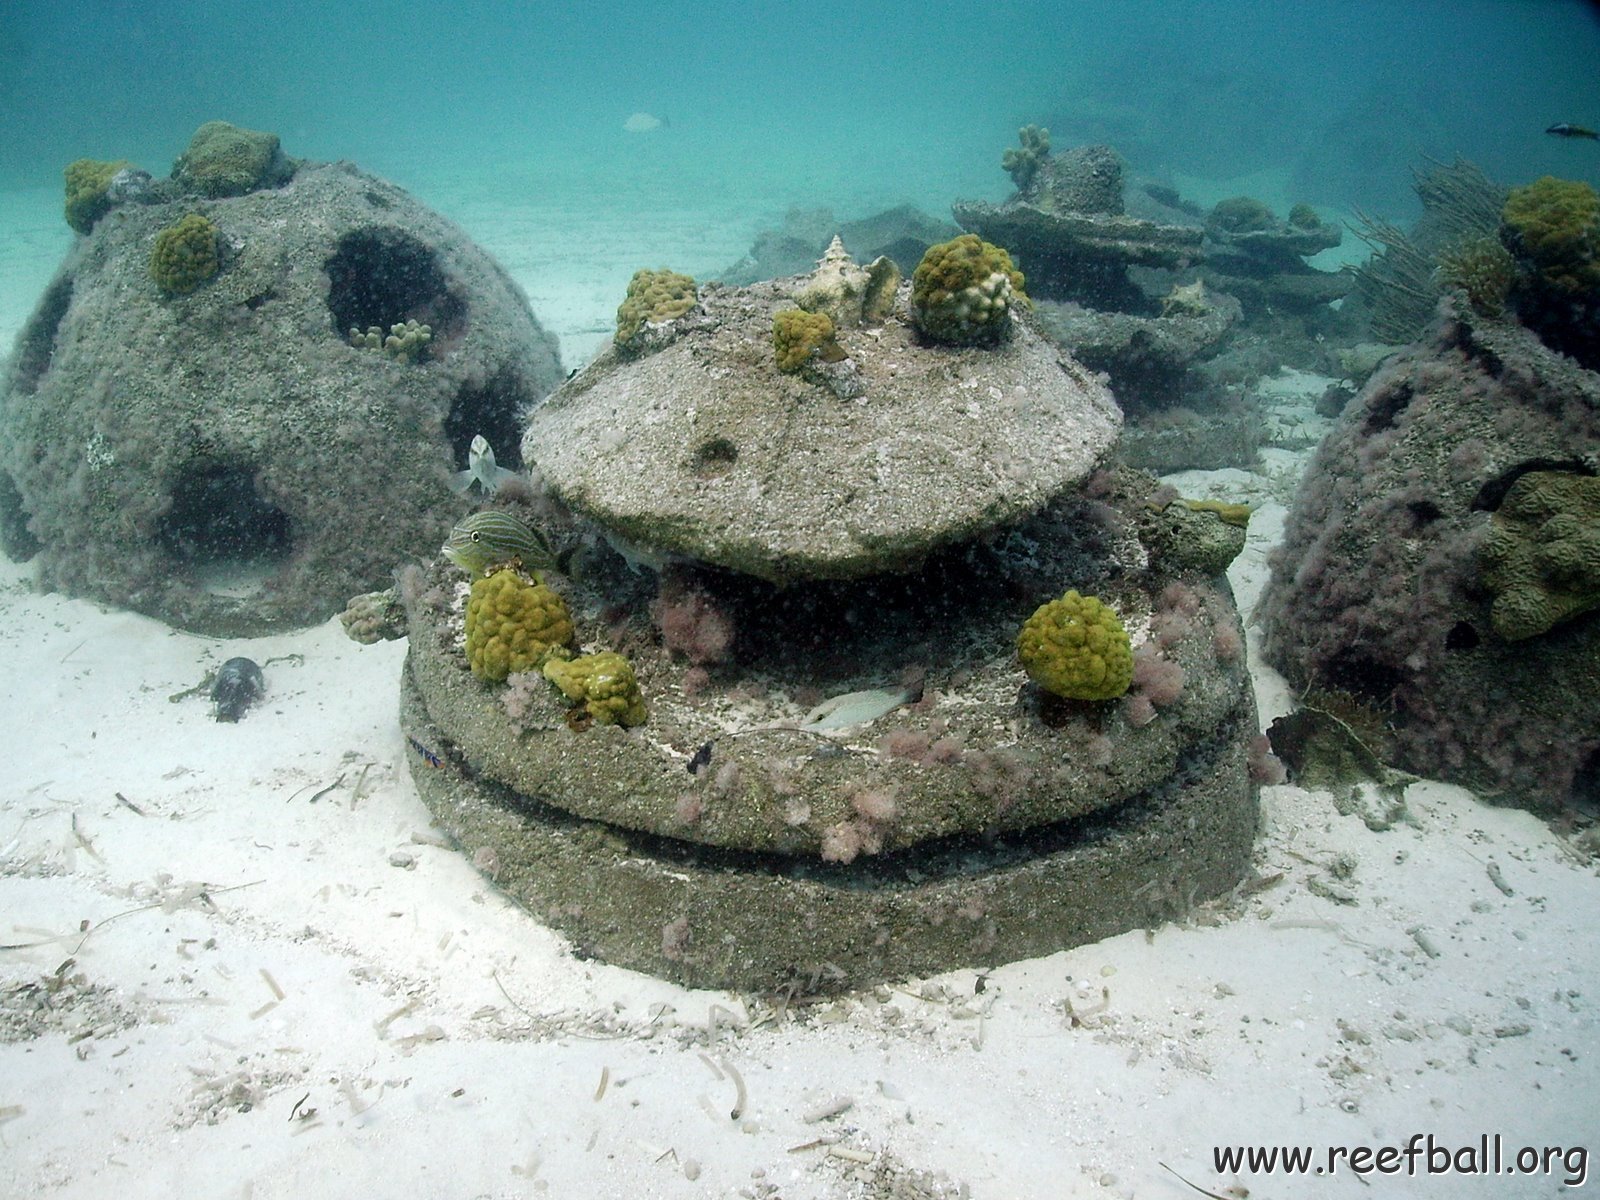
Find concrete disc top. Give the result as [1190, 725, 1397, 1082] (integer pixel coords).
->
[524, 275, 1121, 583]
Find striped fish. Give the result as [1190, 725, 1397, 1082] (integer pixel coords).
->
[442, 510, 557, 576]
[407, 735, 445, 768]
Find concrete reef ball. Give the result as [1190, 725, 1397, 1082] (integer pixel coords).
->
[1259, 301, 1600, 809]
[0, 144, 563, 636]
[392, 245, 1260, 990]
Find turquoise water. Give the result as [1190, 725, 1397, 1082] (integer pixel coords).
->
[5, 0, 1599, 365]
[2, 7, 1599, 1192]
[5, 0, 1598, 210]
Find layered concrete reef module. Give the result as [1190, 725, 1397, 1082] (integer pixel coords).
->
[396, 244, 1261, 991]
[402, 672, 1256, 992]
[1, 134, 562, 635]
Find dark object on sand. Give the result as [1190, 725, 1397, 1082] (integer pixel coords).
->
[212, 657, 265, 722]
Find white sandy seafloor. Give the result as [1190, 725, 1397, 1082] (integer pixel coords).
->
[2, 168, 1598, 1200]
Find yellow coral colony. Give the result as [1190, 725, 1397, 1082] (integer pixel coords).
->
[910, 234, 1028, 346]
[464, 569, 575, 683]
[148, 213, 221, 294]
[772, 308, 842, 373]
[542, 652, 649, 727]
[64, 158, 131, 234]
[615, 268, 698, 346]
[1016, 590, 1134, 701]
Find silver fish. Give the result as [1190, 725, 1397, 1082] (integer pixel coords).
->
[449, 434, 520, 495]
[799, 685, 919, 733]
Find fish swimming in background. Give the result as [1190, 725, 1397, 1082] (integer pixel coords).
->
[442, 510, 557, 576]
[212, 657, 265, 722]
[449, 434, 521, 495]
[1545, 123, 1598, 140]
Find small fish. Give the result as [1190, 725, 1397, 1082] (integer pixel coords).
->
[1546, 123, 1598, 140]
[448, 434, 521, 495]
[442, 510, 557, 576]
[211, 657, 265, 722]
[686, 741, 714, 775]
[407, 735, 445, 768]
[799, 684, 920, 734]
[622, 111, 666, 134]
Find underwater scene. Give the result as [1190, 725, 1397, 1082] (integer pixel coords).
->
[1, 1, 1598, 1195]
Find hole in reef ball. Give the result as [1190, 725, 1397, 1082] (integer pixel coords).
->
[692, 437, 739, 477]
[444, 370, 535, 474]
[324, 227, 465, 349]
[157, 461, 292, 581]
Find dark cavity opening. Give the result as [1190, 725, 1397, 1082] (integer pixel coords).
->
[157, 463, 292, 593]
[1319, 652, 1405, 708]
[0, 471, 39, 561]
[325, 228, 466, 354]
[1405, 499, 1443, 527]
[692, 437, 739, 478]
[1573, 743, 1600, 813]
[11, 274, 73, 394]
[444, 370, 534, 473]
[1362, 380, 1412, 434]
[1444, 621, 1479, 651]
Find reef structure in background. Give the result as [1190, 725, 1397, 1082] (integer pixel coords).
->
[954, 141, 1202, 313]
[0, 122, 563, 635]
[1260, 297, 1600, 811]
[718, 204, 961, 286]
[957, 129, 1359, 475]
[384, 240, 1263, 992]
[1197, 196, 1347, 319]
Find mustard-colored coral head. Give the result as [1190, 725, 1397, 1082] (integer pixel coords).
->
[772, 308, 841, 373]
[1480, 471, 1600, 640]
[174, 120, 289, 198]
[911, 235, 1027, 346]
[149, 213, 221, 295]
[542, 651, 648, 727]
[1501, 176, 1600, 295]
[615, 268, 698, 347]
[64, 158, 132, 234]
[464, 569, 575, 683]
[1017, 590, 1133, 701]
